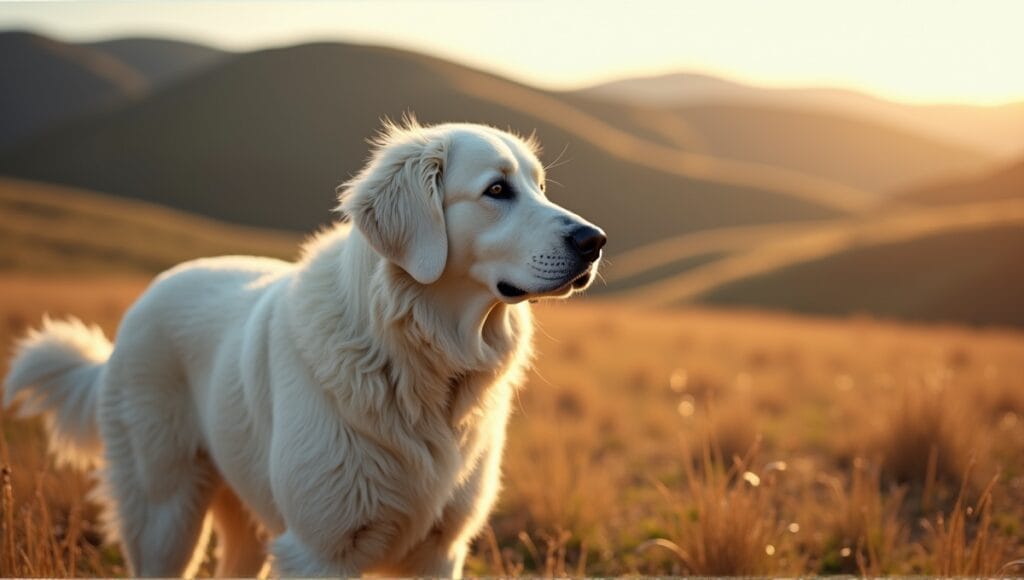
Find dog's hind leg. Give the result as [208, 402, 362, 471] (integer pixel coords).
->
[210, 485, 267, 576]
[99, 401, 221, 576]
[102, 448, 220, 575]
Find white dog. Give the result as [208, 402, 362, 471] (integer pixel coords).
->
[4, 121, 605, 577]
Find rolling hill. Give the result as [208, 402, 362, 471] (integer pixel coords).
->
[698, 223, 1024, 327]
[0, 32, 234, 151]
[4, 32, 995, 209]
[568, 98, 993, 193]
[575, 142, 1024, 327]
[0, 177, 299, 275]
[578, 72, 1024, 159]
[899, 156, 1024, 206]
[610, 198, 1024, 327]
[84, 37, 231, 85]
[0, 41, 855, 255]
[0, 31, 146, 150]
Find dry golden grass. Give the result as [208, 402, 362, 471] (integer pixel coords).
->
[0, 276, 142, 576]
[639, 441, 789, 575]
[2, 277, 1023, 576]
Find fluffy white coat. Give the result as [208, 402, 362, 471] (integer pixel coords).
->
[4, 121, 604, 576]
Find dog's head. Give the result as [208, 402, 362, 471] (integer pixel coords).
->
[340, 120, 605, 304]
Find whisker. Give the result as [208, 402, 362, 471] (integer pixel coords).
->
[543, 142, 572, 173]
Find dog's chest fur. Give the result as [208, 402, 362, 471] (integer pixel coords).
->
[278, 235, 532, 562]
[321, 331, 524, 560]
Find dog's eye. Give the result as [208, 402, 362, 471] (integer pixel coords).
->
[484, 180, 514, 200]
[539, 182, 546, 193]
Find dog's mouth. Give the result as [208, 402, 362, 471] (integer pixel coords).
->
[497, 268, 594, 301]
[569, 268, 593, 289]
[497, 281, 529, 298]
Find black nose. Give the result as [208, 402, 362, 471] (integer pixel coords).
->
[567, 225, 607, 263]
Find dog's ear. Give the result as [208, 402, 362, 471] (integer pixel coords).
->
[339, 130, 448, 285]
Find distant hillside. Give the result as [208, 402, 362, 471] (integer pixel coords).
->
[0, 31, 231, 151]
[599, 221, 826, 293]
[0, 30, 145, 149]
[569, 99, 993, 193]
[611, 199, 1024, 327]
[700, 224, 1024, 327]
[0, 41, 853, 255]
[900, 157, 1024, 206]
[85, 37, 231, 85]
[578, 72, 1024, 159]
[0, 177, 299, 275]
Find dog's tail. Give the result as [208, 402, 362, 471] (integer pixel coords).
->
[4, 316, 112, 468]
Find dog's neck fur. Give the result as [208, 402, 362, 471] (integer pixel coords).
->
[288, 225, 532, 428]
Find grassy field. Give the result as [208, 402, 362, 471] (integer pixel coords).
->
[2, 276, 1023, 575]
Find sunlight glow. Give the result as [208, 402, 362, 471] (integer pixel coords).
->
[1, 0, 1023, 105]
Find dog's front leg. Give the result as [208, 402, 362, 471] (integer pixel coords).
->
[383, 527, 466, 577]
[385, 442, 504, 578]
[271, 529, 356, 576]
[385, 524, 469, 578]
[268, 385, 408, 575]
[271, 517, 406, 576]
[271, 523, 403, 576]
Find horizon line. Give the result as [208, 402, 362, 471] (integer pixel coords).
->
[6, 25, 1024, 109]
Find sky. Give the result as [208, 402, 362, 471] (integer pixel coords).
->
[2, 0, 1023, 106]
